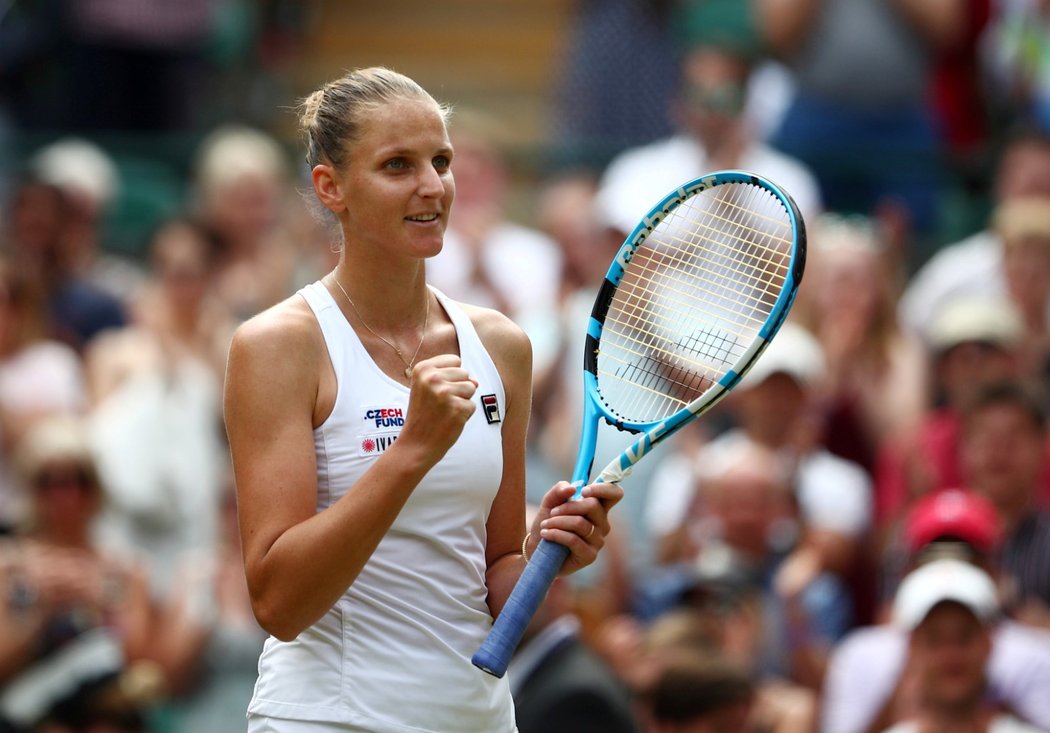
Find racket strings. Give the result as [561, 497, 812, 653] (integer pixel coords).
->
[609, 189, 787, 349]
[663, 186, 791, 310]
[598, 182, 793, 423]
[625, 186, 790, 329]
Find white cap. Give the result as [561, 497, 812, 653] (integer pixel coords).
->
[30, 137, 121, 212]
[927, 296, 1023, 353]
[893, 558, 999, 630]
[739, 321, 825, 389]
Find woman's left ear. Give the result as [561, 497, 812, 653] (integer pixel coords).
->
[312, 164, 347, 213]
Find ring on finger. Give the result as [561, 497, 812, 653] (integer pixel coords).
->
[585, 524, 595, 539]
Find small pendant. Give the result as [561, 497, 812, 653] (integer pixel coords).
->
[405, 366, 413, 379]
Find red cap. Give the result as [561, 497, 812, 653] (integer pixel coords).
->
[904, 488, 1002, 554]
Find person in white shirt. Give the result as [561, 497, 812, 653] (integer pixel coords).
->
[223, 67, 622, 733]
[898, 129, 1050, 341]
[594, 38, 822, 240]
[880, 559, 1047, 733]
[821, 489, 1050, 733]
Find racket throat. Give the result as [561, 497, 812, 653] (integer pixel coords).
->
[569, 399, 603, 496]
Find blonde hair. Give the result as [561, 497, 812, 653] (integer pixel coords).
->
[298, 67, 448, 168]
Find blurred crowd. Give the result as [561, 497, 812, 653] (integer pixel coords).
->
[2, 0, 1050, 731]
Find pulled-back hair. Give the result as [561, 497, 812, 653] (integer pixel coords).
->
[298, 67, 447, 168]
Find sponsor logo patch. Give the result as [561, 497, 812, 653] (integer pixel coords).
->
[363, 406, 405, 429]
[359, 405, 404, 456]
[359, 433, 399, 456]
[481, 394, 501, 424]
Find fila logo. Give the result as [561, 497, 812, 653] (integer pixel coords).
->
[481, 394, 501, 424]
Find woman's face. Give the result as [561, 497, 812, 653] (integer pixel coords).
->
[336, 98, 455, 261]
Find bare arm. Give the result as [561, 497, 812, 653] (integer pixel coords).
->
[473, 308, 531, 619]
[471, 306, 623, 619]
[225, 300, 478, 641]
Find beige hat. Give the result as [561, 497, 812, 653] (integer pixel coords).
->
[927, 296, 1024, 353]
[14, 415, 99, 488]
[993, 197, 1050, 244]
[30, 137, 121, 212]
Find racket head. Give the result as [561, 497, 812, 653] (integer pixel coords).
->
[584, 169, 806, 434]
[472, 170, 807, 678]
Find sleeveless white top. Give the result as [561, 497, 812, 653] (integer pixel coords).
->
[248, 281, 516, 732]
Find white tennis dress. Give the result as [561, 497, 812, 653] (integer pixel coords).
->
[247, 281, 516, 732]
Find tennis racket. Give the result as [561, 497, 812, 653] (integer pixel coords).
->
[472, 170, 806, 677]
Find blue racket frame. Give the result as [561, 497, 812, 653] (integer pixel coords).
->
[472, 170, 806, 677]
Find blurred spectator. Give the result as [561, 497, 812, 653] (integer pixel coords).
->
[612, 605, 816, 733]
[644, 323, 872, 595]
[641, 437, 853, 690]
[150, 480, 264, 733]
[190, 124, 300, 322]
[757, 0, 966, 243]
[528, 171, 603, 419]
[86, 217, 235, 399]
[985, 0, 1050, 133]
[1, 175, 126, 351]
[880, 487, 1006, 610]
[426, 108, 563, 378]
[821, 488, 1050, 733]
[0, 416, 155, 732]
[27, 137, 147, 305]
[873, 296, 1043, 526]
[960, 381, 1050, 622]
[899, 128, 1050, 339]
[0, 256, 87, 532]
[594, 37, 822, 240]
[881, 558, 1045, 733]
[83, 220, 230, 598]
[636, 651, 754, 733]
[531, 173, 627, 480]
[994, 196, 1050, 379]
[508, 506, 638, 733]
[795, 214, 927, 474]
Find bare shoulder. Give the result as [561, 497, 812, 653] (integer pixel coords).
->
[228, 295, 321, 365]
[457, 301, 532, 370]
[225, 294, 326, 408]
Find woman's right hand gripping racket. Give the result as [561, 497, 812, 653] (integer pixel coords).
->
[472, 170, 807, 678]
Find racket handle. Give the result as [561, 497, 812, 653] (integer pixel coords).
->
[472, 537, 570, 677]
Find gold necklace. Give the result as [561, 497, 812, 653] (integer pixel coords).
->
[333, 277, 430, 379]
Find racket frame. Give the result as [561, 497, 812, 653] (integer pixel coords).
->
[582, 170, 805, 485]
[472, 170, 806, 677]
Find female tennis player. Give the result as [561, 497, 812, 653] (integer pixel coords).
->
[223, 67, 623, 732]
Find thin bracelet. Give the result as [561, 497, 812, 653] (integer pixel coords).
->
[521, 532, 532, 564]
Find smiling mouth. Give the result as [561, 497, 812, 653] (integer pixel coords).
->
[405, 213, 440, 223]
